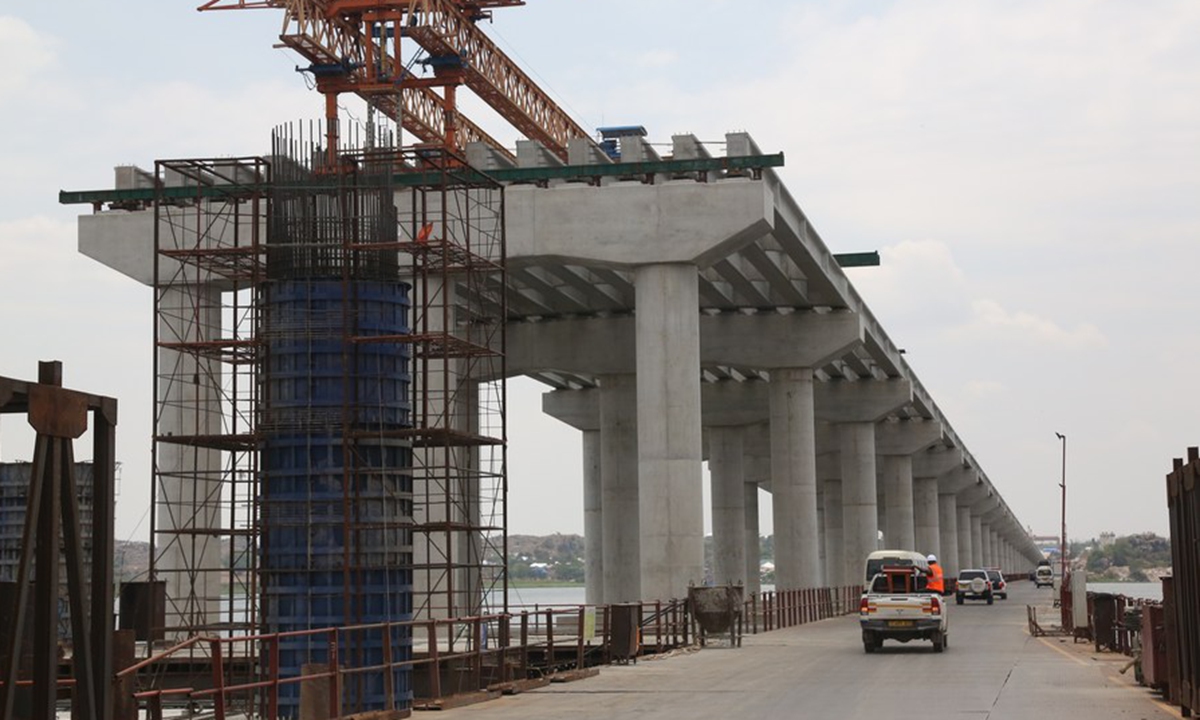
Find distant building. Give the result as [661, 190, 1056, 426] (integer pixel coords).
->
[1098, 531, 1116, 548]
[0, 461, 95, 640]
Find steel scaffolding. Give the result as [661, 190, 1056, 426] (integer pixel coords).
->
[151, 156, 267, 683]
[148, 124, 506, 716]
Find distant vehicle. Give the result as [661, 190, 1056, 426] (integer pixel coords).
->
[863, 550, 930, 585]
[984, 568, 1008, 600]
[956, 569, 993, 605]
[1034, 564, 1054, 588]
[860, 565, 948, 653]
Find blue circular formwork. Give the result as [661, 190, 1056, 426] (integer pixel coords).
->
[263, 280, 412, 430]
[260, 435, 415, 716]
[260, 277, 415, 716]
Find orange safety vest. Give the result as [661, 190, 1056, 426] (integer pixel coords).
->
[927, 563, 944, 593]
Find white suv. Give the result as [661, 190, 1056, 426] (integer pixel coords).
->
[955, 569, 993, 605]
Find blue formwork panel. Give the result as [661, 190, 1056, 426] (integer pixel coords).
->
[260, 432, 414, 716]
[264, 279, 412, 428]
[262, 572, 414, 714]
[261, 435, 413, 570]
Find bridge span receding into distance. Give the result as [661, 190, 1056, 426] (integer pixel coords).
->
[67, 130, 1045, 615]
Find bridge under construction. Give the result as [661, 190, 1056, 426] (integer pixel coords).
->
[6, 1, 1067, 718]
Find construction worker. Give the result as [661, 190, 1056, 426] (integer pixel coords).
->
[925, 554, 945, 594]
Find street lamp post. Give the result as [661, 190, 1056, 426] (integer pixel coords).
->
[1055, 432, 1067, 580]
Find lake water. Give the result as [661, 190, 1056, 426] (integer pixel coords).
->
[500, 583, 1165, 607]
[502, 585, 586, 608]
[1087, 582, 1162, 601]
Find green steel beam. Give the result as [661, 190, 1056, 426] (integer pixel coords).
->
[58, 153, 786, 207]
[833, 251, 880, 268]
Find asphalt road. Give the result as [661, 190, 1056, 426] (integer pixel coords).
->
[433, 581, 1179, 719]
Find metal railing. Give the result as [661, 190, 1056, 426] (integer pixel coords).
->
[96, 585, 860, 720]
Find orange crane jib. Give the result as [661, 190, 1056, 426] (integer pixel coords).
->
[197, 0, 586, 163]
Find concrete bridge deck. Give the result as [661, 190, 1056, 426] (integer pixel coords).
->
[435, 582, 1177, 720]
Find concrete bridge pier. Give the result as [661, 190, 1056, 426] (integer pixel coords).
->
[582, 429, 602, 604]
[913, 447, 962, 561]
[819, 378, 911, 585]
[957, 505, 974, 573]
[600, 375, 643, 602]
[743, 433, 772, 596]
[708, 425, 747, 587]
[744, 472, 763, 595]
[822, 475, 845, 587]
[875, 419, 942, 552]
[768, 368, 820, 590]
[938, 467, 979, 576]
[704, 313, 860, 591]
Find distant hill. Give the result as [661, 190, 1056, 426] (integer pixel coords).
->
[1078, 532, 1171, 582]
[506, 534, 585, 583]
[114, 540, 150, 582]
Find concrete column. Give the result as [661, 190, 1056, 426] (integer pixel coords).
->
[980, 522, 993, 567]
[913, 477, 940, 558]
[769, 368, 821, 590]
[937, 493, 960, 577]
[582, 430, 603, 605]
[743, 481, 761, 597]
[839, 422, 878, 585]
[635, 264, 703, 601]
[984, 523, 993, 568]
[157, 284, 223, 633]
[600, 374, 640, 602]
[970, 514, 984, 569]
[957, 506, 973, 572]
[709, 426, 746, 586]
[823, 479, 844, 587]
[911, 445, 960, 566]
[877, 500, 888, 548]
[880, 455, 915, 550]
[816, 487, 826, 587]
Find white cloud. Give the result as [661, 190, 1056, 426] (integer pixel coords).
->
[963, 379, 1006, 400]
[960, 298, 1107, 350]
[0, 16, 55, 94]
[636, 50, 678, 69]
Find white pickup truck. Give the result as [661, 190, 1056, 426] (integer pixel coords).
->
[859, 565, 949, 653]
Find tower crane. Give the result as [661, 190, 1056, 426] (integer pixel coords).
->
[198, 0, 592, 164]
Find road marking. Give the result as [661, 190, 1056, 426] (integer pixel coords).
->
[1036, 637, 1090, 667]
[1037, 638, 1183, 717]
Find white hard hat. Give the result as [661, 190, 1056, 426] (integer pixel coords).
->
[926, 554, 938, 563]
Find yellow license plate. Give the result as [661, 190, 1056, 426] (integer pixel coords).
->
[888, 620, 914, 628]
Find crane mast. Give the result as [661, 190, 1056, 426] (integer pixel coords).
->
[198, 0, 589, 162]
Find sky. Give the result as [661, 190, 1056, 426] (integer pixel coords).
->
[1, 0, 1197, 547]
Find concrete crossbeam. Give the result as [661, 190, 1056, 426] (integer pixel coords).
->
[913, 446, 964, 479]
[818, 379, 913, 424]
[507, 311, 862, 379]
[507, 180, 773, 268]
[874, 419, 944, 456]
